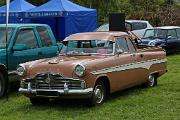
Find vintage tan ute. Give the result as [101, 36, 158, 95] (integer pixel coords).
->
[18, 32, 167, 106]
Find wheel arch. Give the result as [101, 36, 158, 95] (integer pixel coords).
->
[0, 64, 8, 86]
[95, 75, 110, 96]
[149, 71, 159, 78]
[0, 64, 8, 97]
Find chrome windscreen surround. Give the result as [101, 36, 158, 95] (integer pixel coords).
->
[20, 73, 86, 90]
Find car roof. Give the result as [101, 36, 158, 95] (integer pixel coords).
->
[100, 20, 149, 26]
[156, 26, 180, 29]
[64, 32, 128, 42]
[126, 20, 149, 23]
[0, 24, 49, 28]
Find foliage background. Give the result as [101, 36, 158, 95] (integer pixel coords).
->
[0, 0, 179, 26]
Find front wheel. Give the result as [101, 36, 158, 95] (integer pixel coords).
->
[0, 72, 7, 98]
[89, 81, 106, 106]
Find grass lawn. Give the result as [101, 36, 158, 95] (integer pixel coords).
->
[0, 54, 180, 120]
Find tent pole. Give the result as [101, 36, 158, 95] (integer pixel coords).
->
[5, 0, 10, 100]
[55, 17, 58, 41]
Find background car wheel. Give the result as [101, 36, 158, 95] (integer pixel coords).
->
[0, 72, 7, 98]
[89, 81, 106, 106]
[144, 74, 157, 87]
[161, 47, 169, 54]
[30, 98, 49, 105]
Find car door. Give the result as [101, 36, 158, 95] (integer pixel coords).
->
[175, 28, 180, 51]
[36, 26, 59, 58]
[111, 37, 138, 91]
[9, 27, 42, 70]
[166, 29, 179, 53]
[126, 38, 149, 85]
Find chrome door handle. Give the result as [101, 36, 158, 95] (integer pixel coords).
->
[130, 54, 135, 57]
[140, 54, 144, 58]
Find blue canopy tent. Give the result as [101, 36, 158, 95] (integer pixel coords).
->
[25, 0, 97, 41]
[0, 0, 36, 23]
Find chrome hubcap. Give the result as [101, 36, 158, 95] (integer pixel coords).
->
[148, 75, 155, 86]
[94, 85, 104, 104]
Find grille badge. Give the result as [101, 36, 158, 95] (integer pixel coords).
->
[64, 83, 68, 89]
[45, 74, 51, 84]
[27, 82, 32, 92]
[64, 83, 69, 94]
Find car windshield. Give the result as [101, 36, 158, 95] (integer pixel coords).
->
[143, 29, 167, 39]
[97, 24, 109, 31]
[129, 22, 147, 30]
[61, 40, 114, 55]
[0, 27, 14, 48]
[96, 23, 132, 31]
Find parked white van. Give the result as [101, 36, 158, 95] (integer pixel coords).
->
[97, 20, 153, 38]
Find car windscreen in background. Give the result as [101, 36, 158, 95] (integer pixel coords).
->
[131, 22, 147, 30]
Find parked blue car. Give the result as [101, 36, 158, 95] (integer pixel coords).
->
[0, 24, 62, 97]
[141, 26, 180, 53]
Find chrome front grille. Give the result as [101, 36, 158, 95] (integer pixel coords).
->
[21, 73, 85, 89]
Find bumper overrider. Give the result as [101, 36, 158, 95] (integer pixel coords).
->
[18, 73, 93, 98]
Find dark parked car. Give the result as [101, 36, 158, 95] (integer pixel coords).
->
[141, 26, 180, 53]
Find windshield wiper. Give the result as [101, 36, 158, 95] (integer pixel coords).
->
[66, 51, 92, 56]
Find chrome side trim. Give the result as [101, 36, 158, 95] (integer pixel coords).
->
[8, 70, 18, 75]
[91, 58, 167, 75]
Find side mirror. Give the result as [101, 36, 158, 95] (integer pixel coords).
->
[13, 44, 27, 51]
[167, 35, 172, 39]
[117, 49, 123, 55]
[57, 43, 63, 50]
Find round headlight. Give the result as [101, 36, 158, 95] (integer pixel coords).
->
[17, 65, 25, 76]
[74, 64, 85, 77]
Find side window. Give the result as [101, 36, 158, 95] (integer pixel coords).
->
[176, 28, 180, 38]
[37, 26, 52, 47]
[126, 38, 136, 53]
[131, 22, 147, 30]
[15, 29, 37, 49]
[115, 37, 129, 53]
[168, 29, 177, 37]
[67, 41, 78, 48]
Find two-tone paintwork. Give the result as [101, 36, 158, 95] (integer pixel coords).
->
[19, 32, 167, 97]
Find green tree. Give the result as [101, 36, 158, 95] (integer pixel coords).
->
[0, 0, 179, 26]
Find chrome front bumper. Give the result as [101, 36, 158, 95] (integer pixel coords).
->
[19, 73, 93, 98]
[19, 88, 93, 98]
